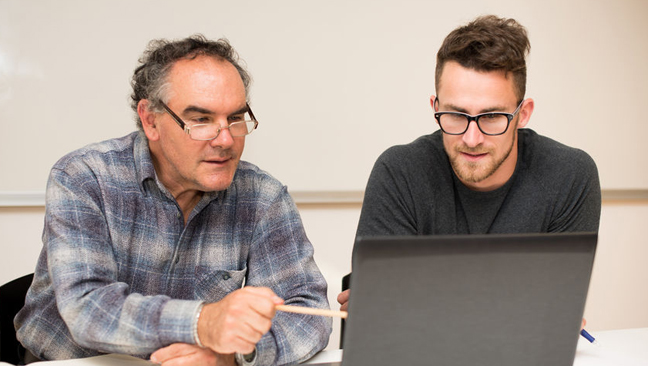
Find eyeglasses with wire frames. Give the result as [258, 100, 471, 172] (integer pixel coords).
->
[434, 99, 524, 136]
[159, 101, 259, 141]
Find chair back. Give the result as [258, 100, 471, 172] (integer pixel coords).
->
[0, 273, 34, 364]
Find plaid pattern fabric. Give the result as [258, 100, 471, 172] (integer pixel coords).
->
[15, 131, 331, 365]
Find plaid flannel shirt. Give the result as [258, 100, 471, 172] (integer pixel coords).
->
[15, 131, 331, 365]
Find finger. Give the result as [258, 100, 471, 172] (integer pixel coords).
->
[247, 298, 278, 320]
[205, 306, 270, 354]
[234, 316, 271, 345]
[581, 318, 587, 330]
[232, 289, 279, 321]
[198, 288, 278, 354]
[340, 301, 349, 312]
[221, 308, 272, 346]
[230, 335, 259, 356]
[158, 347, 221, 366]
[151, 343, 201, 364]
[338, 289, 350, 311]
[337, 289, 350, 305]
[224, 295, 275, 329]
[208, 326, 259, 356]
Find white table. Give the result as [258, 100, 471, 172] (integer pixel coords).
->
[2, 328, 645, 365]
[573, 327, 648, 366]
[304, 328, 648, 365]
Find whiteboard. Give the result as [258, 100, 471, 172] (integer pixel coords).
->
[1, 0, 647, 194]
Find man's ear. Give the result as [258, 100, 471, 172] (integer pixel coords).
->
[138, 99, 160, 141]
[430, 95, 438, 111]
[516, 98, 534, 129]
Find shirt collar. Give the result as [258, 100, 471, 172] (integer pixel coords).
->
[133, 131, 224, 204]
[133, 131, 157, 192]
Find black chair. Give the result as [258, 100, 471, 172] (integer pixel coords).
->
[339, 272, 351, 348]
[0, 273, 33, 364]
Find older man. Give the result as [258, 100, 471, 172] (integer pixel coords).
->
[16, 35, 331, 366]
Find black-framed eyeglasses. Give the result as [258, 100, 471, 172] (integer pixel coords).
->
[434, 99, 524, 136]
[159, 101, 259, 141]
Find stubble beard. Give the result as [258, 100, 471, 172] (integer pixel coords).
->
[449, 131, 516, 184]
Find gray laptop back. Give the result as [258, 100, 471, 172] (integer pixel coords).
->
[341, 233, 597, 366]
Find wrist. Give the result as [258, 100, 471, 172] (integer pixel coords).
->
[193, 302, 205, 348]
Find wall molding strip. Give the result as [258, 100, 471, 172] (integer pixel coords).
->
[1, 189, 647, 208]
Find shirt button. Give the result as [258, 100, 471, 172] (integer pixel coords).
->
[175, 256, 180, 264]
[222, 274, 231, 280]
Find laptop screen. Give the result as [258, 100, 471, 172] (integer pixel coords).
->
[342, 233, 597, 366]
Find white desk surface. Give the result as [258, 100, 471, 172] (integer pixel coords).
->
[573, 327, 648, 366]
[304, 328, 648, 365]
[3, 328, 646, 365]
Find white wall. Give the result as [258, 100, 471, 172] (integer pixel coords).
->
[2, 0, 647, 352]
[2, 200, 647, 350]
[1, 0, 648, 194]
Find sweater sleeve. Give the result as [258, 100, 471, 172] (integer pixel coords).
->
[547, 149, 601, 233]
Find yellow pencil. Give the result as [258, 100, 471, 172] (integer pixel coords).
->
[276, 304, 348, 319]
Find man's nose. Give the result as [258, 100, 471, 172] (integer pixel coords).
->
[210, 123, 235, 148]
[462, 120, 485, 147]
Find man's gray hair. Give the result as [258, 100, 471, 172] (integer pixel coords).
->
[130, 35, 251, 129]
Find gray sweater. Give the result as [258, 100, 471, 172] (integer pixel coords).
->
[356, 129, 601, 237]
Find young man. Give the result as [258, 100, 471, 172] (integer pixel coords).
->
[16, 36, 331, 366]
[338, 15, 601, 310]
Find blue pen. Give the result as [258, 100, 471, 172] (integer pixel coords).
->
[580, 329, 599, 345]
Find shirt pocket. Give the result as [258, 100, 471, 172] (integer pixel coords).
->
[194, 266, 247, 303]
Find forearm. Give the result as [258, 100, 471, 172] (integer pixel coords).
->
[58, 285, 201, 355]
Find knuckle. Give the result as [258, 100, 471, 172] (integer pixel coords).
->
[240, 343, 255, 355]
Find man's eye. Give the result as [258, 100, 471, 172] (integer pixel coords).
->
[191, 116, 211, 124]
[481, 114, 498, 121]
[445, 113, 466, 122]
[229, 114, 245, 122]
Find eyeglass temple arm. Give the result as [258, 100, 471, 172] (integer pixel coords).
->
[246, 102, 259, 129]
[160, 101, 187, 129]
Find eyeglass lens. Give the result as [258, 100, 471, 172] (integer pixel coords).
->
[189, 119, 256, 140]
[438, 113, 510, 135]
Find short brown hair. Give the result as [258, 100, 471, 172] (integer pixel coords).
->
[435, 15, 530, 101]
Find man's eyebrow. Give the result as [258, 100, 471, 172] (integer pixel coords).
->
[181, 105, 249, 116]
[182, 105, 214, 115]
[231, 105, 250, 116]
[443, 103, 508, 114]
[443, 103, 469, 113]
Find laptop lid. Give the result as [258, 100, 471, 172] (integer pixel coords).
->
[341, 232, 597, 366]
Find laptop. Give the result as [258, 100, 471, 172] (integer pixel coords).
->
[339, 232, 597, 366]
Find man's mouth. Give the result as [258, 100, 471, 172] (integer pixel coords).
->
[460, 151, 488, 161]
[204, 157, 231, 166]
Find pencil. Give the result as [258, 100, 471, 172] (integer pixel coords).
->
[276, 304, 348, 319]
